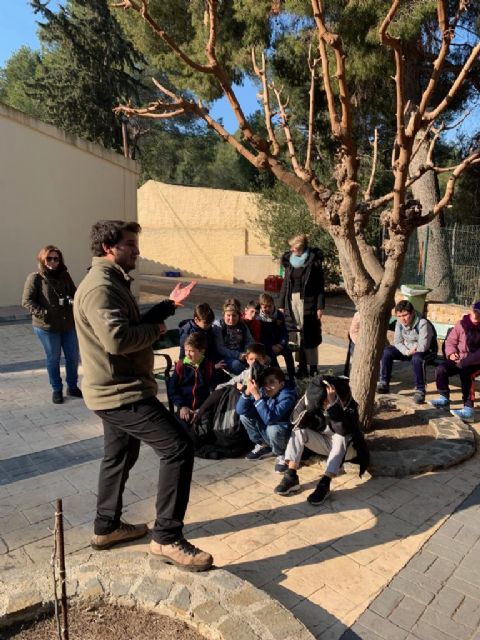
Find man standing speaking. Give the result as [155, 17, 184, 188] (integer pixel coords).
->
[74, 220, 213, 572]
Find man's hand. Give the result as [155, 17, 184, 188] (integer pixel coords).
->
[272, 344, 282, 355]
[179, 406, 193, 422]
[246, 378, 261, 401]
[449, 353, 460, 362]
[408, 347, 417, 356]
[317, 309, 324, 320]
[169, 281, 196, 307]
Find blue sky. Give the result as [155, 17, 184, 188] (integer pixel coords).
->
[0, 0, 259, 133]
[1, 2, 478, 138]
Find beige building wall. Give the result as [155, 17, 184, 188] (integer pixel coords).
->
[138, 180, 277, 282]
[0, 104, 139, 306]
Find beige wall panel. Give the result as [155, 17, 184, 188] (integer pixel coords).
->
[0, 105, 139, 306]
[138, 180, 262, 231]
[233, 255, 279, 284]
[139, 229, 247, 280]
[138, 180, 273, 283]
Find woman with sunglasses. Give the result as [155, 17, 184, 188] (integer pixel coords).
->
[22, 245, 81, 404]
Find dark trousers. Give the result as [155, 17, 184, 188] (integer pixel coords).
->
[435, 360, 480, 407]
[380, 345, 433, 391]
[269, 346, 296, 380]
[94, 396, 194, 544]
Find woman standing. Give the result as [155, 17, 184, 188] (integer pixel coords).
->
[278, 233, 325, 378]
[22, 245, 81, 404]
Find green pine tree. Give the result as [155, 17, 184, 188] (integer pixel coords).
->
[30, 0, 143, 150]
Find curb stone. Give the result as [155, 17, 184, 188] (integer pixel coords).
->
[368, 395, 476, 477]
[0, 551, 314, 640]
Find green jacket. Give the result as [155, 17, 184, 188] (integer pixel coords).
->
[74, 257, 173, 410]
[22, 269, 76, 332]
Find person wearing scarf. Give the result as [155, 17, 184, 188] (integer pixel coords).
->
[278, 233, 325, 378]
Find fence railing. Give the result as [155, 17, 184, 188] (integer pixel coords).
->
[401, 225, 480, 305]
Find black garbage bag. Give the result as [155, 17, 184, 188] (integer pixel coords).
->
[193, 386, 250, 459]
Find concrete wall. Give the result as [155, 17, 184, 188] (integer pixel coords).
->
[137, 180, 276, 283]
[0, 104, 139, 306]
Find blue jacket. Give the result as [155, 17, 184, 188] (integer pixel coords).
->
[236, 385, 297, 427]
[167, 358, 216, 411]
[178, 318, 217, 361]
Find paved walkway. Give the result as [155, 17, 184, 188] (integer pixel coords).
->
[0, 307, 479, 639]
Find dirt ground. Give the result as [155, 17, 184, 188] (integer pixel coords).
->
[4, 602, 205, 640]
[367, 406, 436, 450]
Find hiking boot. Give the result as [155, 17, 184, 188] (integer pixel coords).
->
[150, 538, 213, 572]
[274, 456, 288, 474]
[91, 521, 148, 550]
[52, 390, 64, 404]
[429, 396, 450, 409]
[245, 444, 273, 460]
[307, 481, 331, 506]
[376, 382, 390, 394]
[413, 390, 425, 404]
[450, 406, 475, 423]
[67, 387, 83, 398]
[274, 471, 301, 495]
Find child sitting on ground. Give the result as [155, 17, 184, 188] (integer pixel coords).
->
[216, 342, 270, 388]
[243, 300, 261, 342]
[236, 367, 297, 473]
[258, 292, 296, 380]
[213, 298, 253, 375]
[178, 302, 217, 361]
[168, 332, 217, 425]
[274, 375, 369, 505]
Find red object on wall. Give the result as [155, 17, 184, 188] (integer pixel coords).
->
[264, 275, 283, 293]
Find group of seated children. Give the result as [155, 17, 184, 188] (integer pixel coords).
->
[168, 295, 369, 505]
[375, 299, 480, 422]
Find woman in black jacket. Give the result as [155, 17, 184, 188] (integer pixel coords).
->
[22, 245, 81, 404]
[278, 233, 325, 378]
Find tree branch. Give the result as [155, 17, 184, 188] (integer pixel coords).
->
[305, 44, 320, 172]
[364, 128, 378, 201]
[379, 1, 407, 149]
[423, 41, 480, 123]
[252, 48, 280, 157]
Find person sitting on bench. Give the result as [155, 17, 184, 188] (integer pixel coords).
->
[429, 300, 480, 423]
[377, 300, 437, 404]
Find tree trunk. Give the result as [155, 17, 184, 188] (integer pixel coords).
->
[349, 294, 393, 428]
[409, 140, 454, 301]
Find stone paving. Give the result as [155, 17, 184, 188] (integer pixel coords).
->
[0, 309, 480, 639]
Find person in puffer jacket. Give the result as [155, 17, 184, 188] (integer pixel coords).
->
[236, 367, 297, 473]
[274, 375, 369, 505]
[168, 332, 218, 425]
[430, 301, 480, 423]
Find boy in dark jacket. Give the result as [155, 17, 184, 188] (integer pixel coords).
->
[178, 303, 217, 361]
[168, 333, 217, 424]
[236, 367, 297, 473]
[274, 376, 368, 505]
[258, 293, 295, 381]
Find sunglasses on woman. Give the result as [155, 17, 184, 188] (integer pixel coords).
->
[46, 256, 60, 262]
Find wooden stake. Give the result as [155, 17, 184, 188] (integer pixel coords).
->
[55, 498, 69, 640]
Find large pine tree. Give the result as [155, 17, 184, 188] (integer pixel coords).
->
[30, 0, 142, 150]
